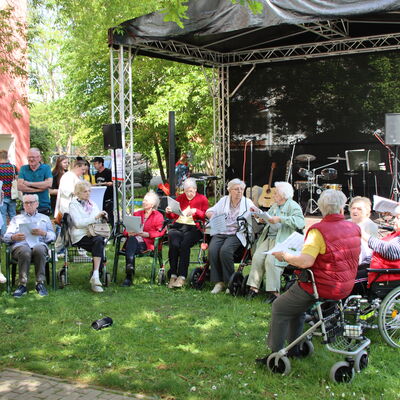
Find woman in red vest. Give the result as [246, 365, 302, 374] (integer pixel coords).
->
[256, 189, 361, 363]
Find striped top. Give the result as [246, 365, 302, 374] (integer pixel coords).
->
[0, 162, 17, 198]
[368, 235, 400, 261]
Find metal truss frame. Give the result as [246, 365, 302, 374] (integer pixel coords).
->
[110, 20, 400, 209]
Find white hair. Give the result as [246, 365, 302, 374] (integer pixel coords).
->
[144, 190, 160, 208]
[183, 177, 197, 190]
[317, 189, 347, 217]
[274, 181, 294, 199]
[227, 178, 246, 191]
[22, 194, 39, 202]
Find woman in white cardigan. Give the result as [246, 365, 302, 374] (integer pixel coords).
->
[69, 181, 108, 293]
[206, 178, 258, 294]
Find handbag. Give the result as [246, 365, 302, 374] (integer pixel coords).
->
[11, 165, 22, 200]
[87, 222, 111, 238]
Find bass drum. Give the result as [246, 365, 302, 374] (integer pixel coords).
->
[323, 183, 342, 191]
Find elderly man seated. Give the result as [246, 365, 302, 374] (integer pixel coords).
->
[4, 194, 56, 297]
[256, 189, 361, 362]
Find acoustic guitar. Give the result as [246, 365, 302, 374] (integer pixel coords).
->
[258, 162, 277, 208]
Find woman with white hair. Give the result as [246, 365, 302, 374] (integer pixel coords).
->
[120, 190, 165, 287]
[247, 181, 304, 302]
[206, 178, 258, 294]
[256, 189, 360, 363]
[165, 177, 209, 288]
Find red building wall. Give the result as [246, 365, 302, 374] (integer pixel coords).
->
[0, 0, 29, 168]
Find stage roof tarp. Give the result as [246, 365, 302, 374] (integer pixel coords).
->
[109, 0, 400, 67]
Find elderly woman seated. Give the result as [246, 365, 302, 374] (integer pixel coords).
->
[256, 189, 361, 363]
[121, 190, 165, 287]
[246, 181, 304, 302]
[165, 178, 209, 288]
[69, 181, 108, 293]
[206, 178, 258, 294]
[362, 204, 400, 289]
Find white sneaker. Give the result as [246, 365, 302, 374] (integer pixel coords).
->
[90, 276, 102, 287]
[211, 282, 225, 294]
[0, 272, 6, 284]
[91, 284, 104, 293]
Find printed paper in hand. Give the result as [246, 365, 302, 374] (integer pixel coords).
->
[252, 210, 272, 220]
[265, 232, 305, 255]
[373, 195, 399, 214]
[19, 222, 40, 248]
[167, 196, 183, 216]
[209, 214, 227, 236]
[124, 215, 143, 233]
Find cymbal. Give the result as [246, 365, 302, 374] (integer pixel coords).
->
[327, 155, 346, 161]
[295, 154, 316, 162]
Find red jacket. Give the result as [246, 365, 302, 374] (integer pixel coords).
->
[368, 231, 400, 286]
[123, 209, 165, 251]
[166, 192, 209, 230]
[300, 214, 361, 300]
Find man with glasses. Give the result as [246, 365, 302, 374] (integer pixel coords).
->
[4, 194, 55, 297]
[17, 148, 53, 216]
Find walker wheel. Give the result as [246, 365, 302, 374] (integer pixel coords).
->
[104, 272, 111, 287]
[354, 351, 368, 373]
[266, 353, 291, 375]
[329, 361, 355, 383]
[58, 269, 66, 289]
[158, 268, 166, 285]
[227, 272, 244, 297]
[241, 274, 250, 297]
[189, 267, 206, 290]
[298, 340, 314, 357]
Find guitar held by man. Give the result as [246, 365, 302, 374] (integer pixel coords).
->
[258, 162, 277, 208]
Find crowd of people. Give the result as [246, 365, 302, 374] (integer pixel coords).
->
[1, 148, 400, 364]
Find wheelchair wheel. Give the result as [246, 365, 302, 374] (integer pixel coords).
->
[378, 286, 400, 348]
[241, 274, 250, 297]
[189, 267, 206, 290]
[158, 268, 166, 285]
[266, 353, 291, 375]
[354, 351, 368, 373]
[227, 272, 244, 297]
[329, 361, 355, 383]
[298, 340, 314, 357]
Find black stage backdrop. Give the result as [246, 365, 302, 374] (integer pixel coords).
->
[229, 53, 396, 204]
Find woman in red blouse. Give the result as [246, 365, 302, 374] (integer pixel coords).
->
[165, 178, 209, 288]
[121, 190, 165, 287]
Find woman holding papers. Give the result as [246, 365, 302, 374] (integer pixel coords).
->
[165, 178, 209, 289]
[256, 190, 360, 363]
[246, 182, 304, 302]
[120, 190, 165, 287]
[205, 178, 257, 294]
[69, 181, 108, 293]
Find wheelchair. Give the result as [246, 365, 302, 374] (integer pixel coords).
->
[266, 269, 371, 383]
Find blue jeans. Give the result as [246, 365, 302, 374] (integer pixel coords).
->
[0, 197, 16, 235]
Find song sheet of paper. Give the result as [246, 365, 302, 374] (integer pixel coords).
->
[19, 222, 40, 248]
[209, 214, 227, 236]
[90, 186, 107, 212]
[252, 210, 272, 220]
[124, 215, 143, 233]
[167, 196, 183, 216]
[373, 195, 399, 214]
[265, 232, 305, 255]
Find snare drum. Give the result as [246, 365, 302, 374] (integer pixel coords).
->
[323, 183, 342, 191]
[294, 180, 308, 190]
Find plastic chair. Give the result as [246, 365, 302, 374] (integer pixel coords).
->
[5, 243, 56, 293]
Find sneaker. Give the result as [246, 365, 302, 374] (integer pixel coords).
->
[35, 283, 48, 297]
[90, 275, 102, 287]
[13, 285, 27, 298]
[246, 289, 258, 300]
[264, 294, 278, 304]
[167, 277, 177, 289]
[0, 272, 6, 284]
[91, 284, 104, 293]
[171, 276, 186, 288]
[211, 282, 225, 294]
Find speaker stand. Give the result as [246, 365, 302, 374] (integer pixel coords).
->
[110, 147, 124, 240]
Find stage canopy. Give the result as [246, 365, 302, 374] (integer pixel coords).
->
[109, 0, 400, 67]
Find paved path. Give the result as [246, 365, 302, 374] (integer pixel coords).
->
[0, 369, 156, 400]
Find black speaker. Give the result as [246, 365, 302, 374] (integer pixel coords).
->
[102, 123, 122, 149]
[385, 113, 400, 145]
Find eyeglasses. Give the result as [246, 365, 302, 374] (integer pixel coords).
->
[23, 201, 38, 205]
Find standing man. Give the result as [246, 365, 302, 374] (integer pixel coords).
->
[91, 157, 114, 227]
[4, 194, 56, 297]
[18, 148, 52, 216]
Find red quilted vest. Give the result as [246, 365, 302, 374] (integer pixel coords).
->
[368, 230, 400, 286]
[300, 214, 361, 300]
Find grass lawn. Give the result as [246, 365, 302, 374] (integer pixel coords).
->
[1, 243, 399, 400]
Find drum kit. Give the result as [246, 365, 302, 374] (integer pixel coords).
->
[294, 153, 349, 214]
